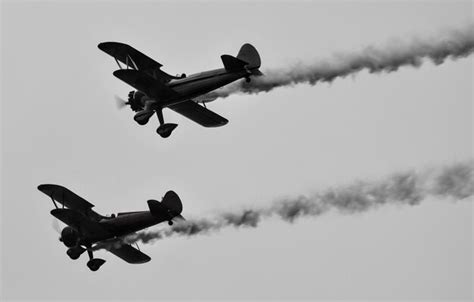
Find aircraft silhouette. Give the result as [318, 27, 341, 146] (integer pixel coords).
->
[98, 42, 262, 137]
[38, 184, 184, 271]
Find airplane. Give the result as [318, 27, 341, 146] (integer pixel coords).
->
[98, 42, 262, 137]
[38, 184, 184, 271]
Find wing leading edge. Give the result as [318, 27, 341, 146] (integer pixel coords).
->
[98, 42, 162, 71]
[38, 184, 94, 212]
[98, 42, 179, 83]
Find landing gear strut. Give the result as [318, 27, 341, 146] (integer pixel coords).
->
[156, 109, 178, 138]
[86, 246, 105, 272]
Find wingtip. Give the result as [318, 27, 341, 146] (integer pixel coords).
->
[97, 42, 113, 51]
[38, 184, 55, 192]
[98, 41, 131, 52]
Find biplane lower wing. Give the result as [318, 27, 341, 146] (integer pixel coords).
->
[113, 69, 180, 100]
[50, 208, 110, 238]
[167, 100, 228, 127]
[38, 184, 95, 213]
[107, 244, 151, 264]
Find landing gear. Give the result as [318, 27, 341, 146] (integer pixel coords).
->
[67, 246, 85, 260]
[156, 109, 177, 138]
[245, 76, 251, 83]
[168, 220, 173, 226]
[87, 258, 106, 272]
[134, 110, 154, 125]
[157, 124, 178, 138]
[86, 246, 105, 272]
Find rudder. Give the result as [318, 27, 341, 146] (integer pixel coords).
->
[221, 43, 261, 71]
[236, 43, 261, 69]
[161, 190, 182, 215]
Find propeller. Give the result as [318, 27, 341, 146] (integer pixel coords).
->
[114, 95, 128, 110]
[52, 219, 62, 241]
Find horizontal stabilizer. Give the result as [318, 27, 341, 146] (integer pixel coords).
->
[147, 199, 166, 218]
[221, 55, 248, 71]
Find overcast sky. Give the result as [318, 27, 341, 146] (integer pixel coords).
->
[1, 0, 473, 300]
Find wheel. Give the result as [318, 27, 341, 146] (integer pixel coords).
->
[67, 246, 85, 260]
[134, 111, 154, 125]
[87, 258, 106, 271]
[157, 123, 178, 138]
[159, 130, 172, 138]
[67, 248, 80, 260]
[168, 220, 173, 226]
[245, 77, 251, 83]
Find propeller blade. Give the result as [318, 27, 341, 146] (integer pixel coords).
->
[52, 219, 61, 234]
[52, 219, 62, 241]
[114, 95, 128, 109]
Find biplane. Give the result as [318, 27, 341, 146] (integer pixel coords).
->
[98, 42, 262, 137]
[38, 184, 184, 271]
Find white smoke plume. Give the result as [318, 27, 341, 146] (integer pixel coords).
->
[211, 25, 474, 98]
[124, 160, 473, 245]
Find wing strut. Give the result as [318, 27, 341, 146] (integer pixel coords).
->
[115, 55, 138, 70]
[114, 57, 123, 69]
[50, 196, 58, 209]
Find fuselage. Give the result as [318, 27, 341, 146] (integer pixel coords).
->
[80, 210, 168, 244]
[159, 68, 247, 106]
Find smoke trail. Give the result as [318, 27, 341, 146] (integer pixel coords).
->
[124, 160, 473, 245]
[211, 25, 474, 98]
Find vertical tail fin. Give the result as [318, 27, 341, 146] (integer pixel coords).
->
[161, 191, 182, 214]
[221, 43, 261, 71]
[236, 43, 261, 69]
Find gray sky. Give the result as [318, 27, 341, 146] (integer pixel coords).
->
[1, 0, 473, 300]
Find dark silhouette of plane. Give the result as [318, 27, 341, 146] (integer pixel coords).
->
[38, 184, 184, 271]
[98, 42, 262, 137]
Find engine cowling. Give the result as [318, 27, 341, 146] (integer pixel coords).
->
[128, 91, 146, 112]
[60, 226, 79, 248]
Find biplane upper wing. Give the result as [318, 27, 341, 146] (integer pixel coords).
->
[98, 42, 177, 82]
[98, 42, 162, 70]
[167, 100, 228, 127]
[38, 184, 95, 213]
[50, 208, 110, 238]
[107, 243, 151, 264]
[113, 69, 180, 100]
